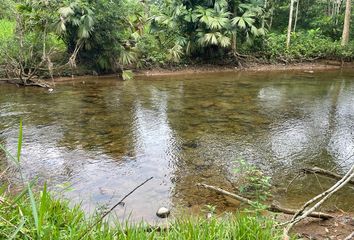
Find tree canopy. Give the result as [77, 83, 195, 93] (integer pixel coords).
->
[0, 0, 354, 82]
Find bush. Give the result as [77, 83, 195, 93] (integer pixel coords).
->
[264, 29, 354, 61]
[0, 19, 15, 65]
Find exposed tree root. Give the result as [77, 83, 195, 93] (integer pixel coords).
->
[3, 78, 52, 88]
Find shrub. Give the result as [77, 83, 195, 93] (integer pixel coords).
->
[264, 29, 354, 61]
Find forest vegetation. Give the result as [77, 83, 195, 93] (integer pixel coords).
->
[0, 0, 354, 84]
[1, 1, 354, 238]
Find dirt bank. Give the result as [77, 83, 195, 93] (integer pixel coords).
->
[275, 212, 354, 240]
[134, 61, 353, 77]
[48, 61, 354, 83]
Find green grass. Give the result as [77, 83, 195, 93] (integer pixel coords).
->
[0, 188, 283, 239]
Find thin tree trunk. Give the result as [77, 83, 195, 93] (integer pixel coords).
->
[293, 0, 299, 32]
[336, 0, 344, 25]
[232, 32, 237, 55]
[262, 0, 268, 29]
[341, 0, 351, 46]
[286, 0, 295, 48]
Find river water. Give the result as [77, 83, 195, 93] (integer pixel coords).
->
[1, 69, 354, 223]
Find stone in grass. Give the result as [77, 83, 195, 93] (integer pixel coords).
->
[156, 207, 170, 218]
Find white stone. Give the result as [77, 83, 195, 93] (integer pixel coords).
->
[156, 207, 170, 218]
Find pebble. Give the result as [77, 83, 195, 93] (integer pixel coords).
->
[156, 207, 170, 218]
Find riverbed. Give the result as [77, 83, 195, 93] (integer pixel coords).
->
[1, 69, 354, 223]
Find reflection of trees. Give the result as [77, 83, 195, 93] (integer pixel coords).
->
[2, 71, 354, 215]
[165, 74, 266, 210]
[260, 76, 354, 210]
[57, 83, 136, 160]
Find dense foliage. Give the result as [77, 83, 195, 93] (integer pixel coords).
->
[0, 0, 354, 81]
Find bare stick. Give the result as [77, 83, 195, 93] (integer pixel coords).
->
[302, 167, 354, 185]
[79, 177, 153, 240]
[290, 164, 354, 223]
[344, 231, 354, 240]
[283, 165, 354, 239]
[197, 183, 254, 205]
[197, 183, 333, 220]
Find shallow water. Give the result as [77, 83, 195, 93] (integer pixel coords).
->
[1, 69, 354, 223]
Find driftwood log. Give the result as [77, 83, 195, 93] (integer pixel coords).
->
[302, 167, 354, 185]
[196, 183, 334, 220]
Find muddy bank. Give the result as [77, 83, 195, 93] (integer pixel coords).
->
[1, 61, 353, 85]
[275, 212, 354, 240]
[135, 61, 351, 77]
[44, 61, 353, 83]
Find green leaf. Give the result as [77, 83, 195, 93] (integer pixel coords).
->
[243, 17, 255, 26]
[168, 44, 184, 62]
[8, 217, 26, 240]
[119, 48, 137, 65]
[28, 183, 39, 234]
[38, 183, 48, 233]
[237, 18, 246, 29]
[218, 34, 231, 47]
[122, 70, 134, 81]
[58, 6, 74, 18]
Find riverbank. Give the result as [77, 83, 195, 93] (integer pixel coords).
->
[1, 186, 353, 240]
[40, 61, 352, 83]
[135, 61, 349, 77]
[0, 61, 351, 85]
[0, 189, 282, 240]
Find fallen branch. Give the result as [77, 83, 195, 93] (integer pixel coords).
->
[302, 167, 354, 185]
[196, 183, 333, 220]
[79, 177, 153, 240]
[344, 231, 354, 240]
[283, 164, 354, 239]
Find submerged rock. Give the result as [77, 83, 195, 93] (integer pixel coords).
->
[156, 207, 170, 218]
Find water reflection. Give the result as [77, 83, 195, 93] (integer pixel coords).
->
[1, 70, 354, 222]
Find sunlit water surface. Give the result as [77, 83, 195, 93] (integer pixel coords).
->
[1, 69, 354, 223]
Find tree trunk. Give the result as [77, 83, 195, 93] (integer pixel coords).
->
[293, 0, 299, 32]
[232, 32, 237, 55]
[262, 0, 268, 29]
[341, 0, 351, 46]
[286, 0, 295, 48]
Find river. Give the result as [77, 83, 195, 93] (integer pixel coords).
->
[1, 69, 354, 223]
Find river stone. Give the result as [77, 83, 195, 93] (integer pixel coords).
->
[156, 207, 170, 218]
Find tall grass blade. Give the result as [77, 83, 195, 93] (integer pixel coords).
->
[38, 183, 48, 232]
[9, 217, 26, 240]
[17, 118, 23, 163]
[27, 183, 39, 235]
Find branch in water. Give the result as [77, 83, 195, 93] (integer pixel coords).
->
[196, 183, 333, 220]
